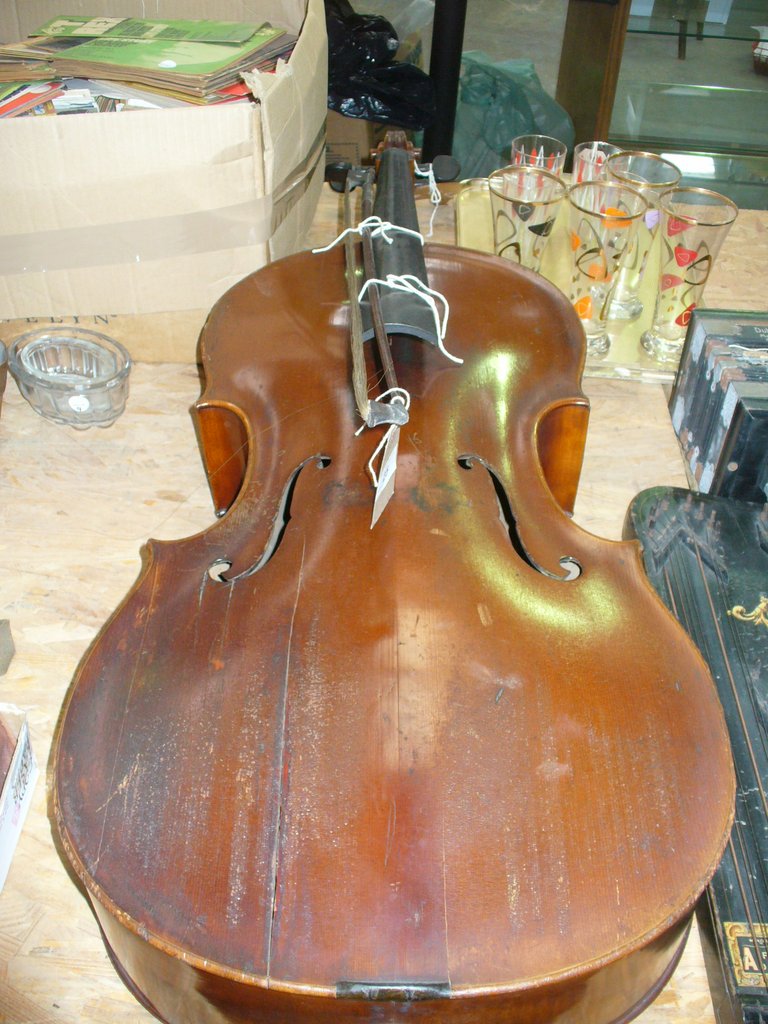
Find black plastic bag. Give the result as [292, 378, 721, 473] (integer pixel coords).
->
[325, 0, 435, 130]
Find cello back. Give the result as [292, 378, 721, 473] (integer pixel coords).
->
[53, 235, 733, 1023]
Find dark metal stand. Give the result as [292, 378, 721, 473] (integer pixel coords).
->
[421, 0, 468, 159]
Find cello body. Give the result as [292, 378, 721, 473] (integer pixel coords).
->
[53, 239, 733, 1024]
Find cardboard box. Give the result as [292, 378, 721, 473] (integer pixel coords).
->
[0, 0, 328, 363]
[325, 109, 387, 167]
[0, 704, 38, 893]
[325, 110, 419, 171]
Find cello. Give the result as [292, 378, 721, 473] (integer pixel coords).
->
[53, 136, 733, 1024]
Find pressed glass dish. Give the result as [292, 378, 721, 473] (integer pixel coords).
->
[8, 328, 131, 428]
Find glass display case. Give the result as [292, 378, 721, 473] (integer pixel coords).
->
[608, 0, 768, 207]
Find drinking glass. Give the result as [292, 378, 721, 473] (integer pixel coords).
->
[604, 151, 682, 320]
[488, 165, 567, 272]
[641, 186, 738, 366]
[572, 141, 621, 183]
[510, 133, 568, 176]
[567, 180, 648, 356]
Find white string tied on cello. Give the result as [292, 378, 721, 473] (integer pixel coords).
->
[357, 274, 462, 365]
[365, 388, 411, 488]
[414, 162, 441, 238]
[355, 387, 410, 436]
[311, 216, 425, 254]
[415, 162, 442, 205]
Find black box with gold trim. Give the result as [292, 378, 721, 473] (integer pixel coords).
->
[626, 486, 768, 1024]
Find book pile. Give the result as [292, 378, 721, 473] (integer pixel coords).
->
[669, 308, 768, 504]
[0, 14, 297, 114]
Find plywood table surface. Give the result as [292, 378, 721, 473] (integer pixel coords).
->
[1, 179, 763, 1023]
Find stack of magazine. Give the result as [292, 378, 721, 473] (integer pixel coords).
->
[0, 14, 297, 113]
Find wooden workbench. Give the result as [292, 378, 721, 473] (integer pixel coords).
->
[0, 183, 765, 1023]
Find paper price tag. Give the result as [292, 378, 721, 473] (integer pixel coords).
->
[371, 425, 399, 528]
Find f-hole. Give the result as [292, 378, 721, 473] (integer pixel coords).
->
[208, 455, 332, 583]
[458, 455, 581, 582]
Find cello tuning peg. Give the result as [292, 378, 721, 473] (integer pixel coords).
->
[325, 160, 352, 194]
[429, 154, 461, 182]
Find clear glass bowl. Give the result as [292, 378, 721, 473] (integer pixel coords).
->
[8, 328, 131, 429]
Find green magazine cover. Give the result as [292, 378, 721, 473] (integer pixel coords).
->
[34, 15, 261, 45]
[30, 21, 286, 77]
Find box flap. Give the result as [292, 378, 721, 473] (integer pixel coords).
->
[244, 0, 327, 196]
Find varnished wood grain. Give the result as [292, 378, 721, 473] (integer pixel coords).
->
[49, 240, 734, 1021]
[555, 0, 632, 143]
[0, 363, 720, 1024]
